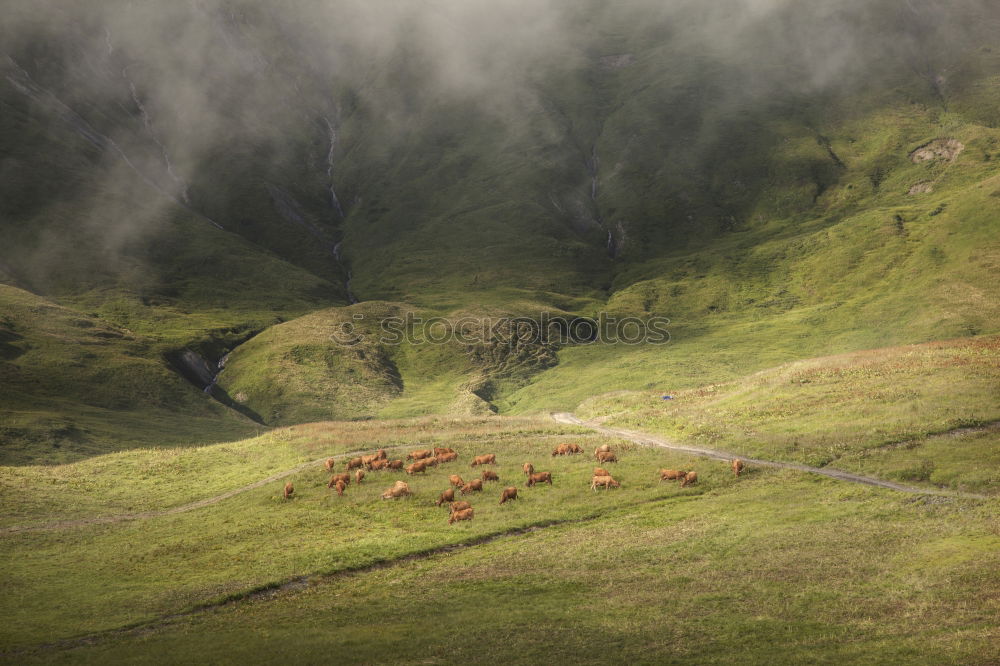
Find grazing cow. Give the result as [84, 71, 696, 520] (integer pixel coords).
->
[361, 453, 379, 468]
[450, 501, 472, 513]
[436, 452, 458, 464]
[283, 482, 294, 500]
[658, 469, 686, 482]
[327, 473, 351, 488]
[381, 481, 412, 499]
[434, 447, 455, 456]
[324, 457, 336, 471]
[335, 480, 347, 497]
[481, 469, 500, 483]
[448, 507, 475, 524]
[526, 472, 553, 487]
[470, 454, 496, 467]
[552, 443, 570, 457]
[422, 456, 439, 468]
[387, 459, 404, 470]
[406, 461, 428, 475]
[437, 488, 456, 506]
[523, 462, 534, 476]
[680, 471, 698, 487]
[594, 467, 611, 477]
[596, 451, 618, 463]
[408, 449, 434, 461]
[594, 444, 611, 457]
[567, 443, 583, 454]
[499, 486, 518, 505]
[370, 459, 389, 471]
[460, 479, 484, 494]
[449, 474, 465, 488]
[375, 449, 387, 460]
[346, 457, 364, 471]
[732, 459, 744, 477]
[355, 469, 365, 484]
[591, 475, 621, 490]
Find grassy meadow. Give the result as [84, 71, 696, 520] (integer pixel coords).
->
[2, 337, 998, 663]
[577, 336, 1000, 496]
[1, 4, 999, 663]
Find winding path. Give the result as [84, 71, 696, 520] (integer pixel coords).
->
[552, 412, 989, 499]
[6, 414, 988, 537]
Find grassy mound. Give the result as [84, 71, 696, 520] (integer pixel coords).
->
[0, 416, 995, 663]
[578, 336, 1000, 496]
[0, 284, 258, 465]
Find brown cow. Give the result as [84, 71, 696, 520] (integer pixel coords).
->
[436, 452, 458, 464]
[594, 444, 611, 457]
[381, 481, 412, 499]
[526, 472, 553, 487]
[375, 449, 387, 460]
[460, 479, 484, 494]
[346, 457, 364, 471]
[407, 449, 434, 461]
[659, 469, 686, 482]
[732, 459, 744, 477]
[680, 471, 698, 488]
[591, 475, 620, 490]
[449, 507, 475, 524]
[594, 467, 611, 477]
[596, 451, 618, 463]
[422, 456, 439, 468]
[327, 473, 351, 488]
[387, 459, 404, 470]
[335, 480, 347, 497]
[481, 469, 500, 483]
[523, 462, 534, 476]
[470, 454, 496, 467]
[283, 482, 294, 500]
[449, 474, 465, 487]
[567, 443, 583, 454]
[370, 459, 389, 471]
[450, 500, 472, 513]
[324, 457, 337, 471]
[434, 447, 455, 456]
[355, 469, 365, 484]
[499, 486, 518, 505]
[406, 461, 428, 475]
[361, 453, 379, 468]
[437, 488, 456, 506]
[552, 443, 570, 457]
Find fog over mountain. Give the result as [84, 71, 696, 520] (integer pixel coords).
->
[3, 0, 997, 296]
[1, 0, 999, 458]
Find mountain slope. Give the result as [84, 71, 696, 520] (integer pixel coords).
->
[1, 0, 999, 460]
[0, 284, 259, 464]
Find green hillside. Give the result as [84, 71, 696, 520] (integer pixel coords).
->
[3, 1, 999, 662]
[1, 339, 997, 661]
[2, 0, 999, 461]
[0, 284, 259, 464]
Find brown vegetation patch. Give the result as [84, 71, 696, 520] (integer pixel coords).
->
[909, 139, 964, 163]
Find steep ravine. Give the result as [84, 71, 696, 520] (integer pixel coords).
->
[4, 53, 222, 230]
[324, 115, 358, 304]
[166, 344, 264, 424]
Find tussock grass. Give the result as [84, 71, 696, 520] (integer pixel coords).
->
[578, 336, 1000, 495]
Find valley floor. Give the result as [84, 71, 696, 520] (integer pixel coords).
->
[1, 338, 997, 664]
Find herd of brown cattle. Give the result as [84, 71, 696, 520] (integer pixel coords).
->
[282, 442, 749, 525]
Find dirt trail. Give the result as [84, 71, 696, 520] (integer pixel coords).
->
[7, 415, 987, 536]
[552, 413, 988, 499]
[1, 446, 405, 535]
